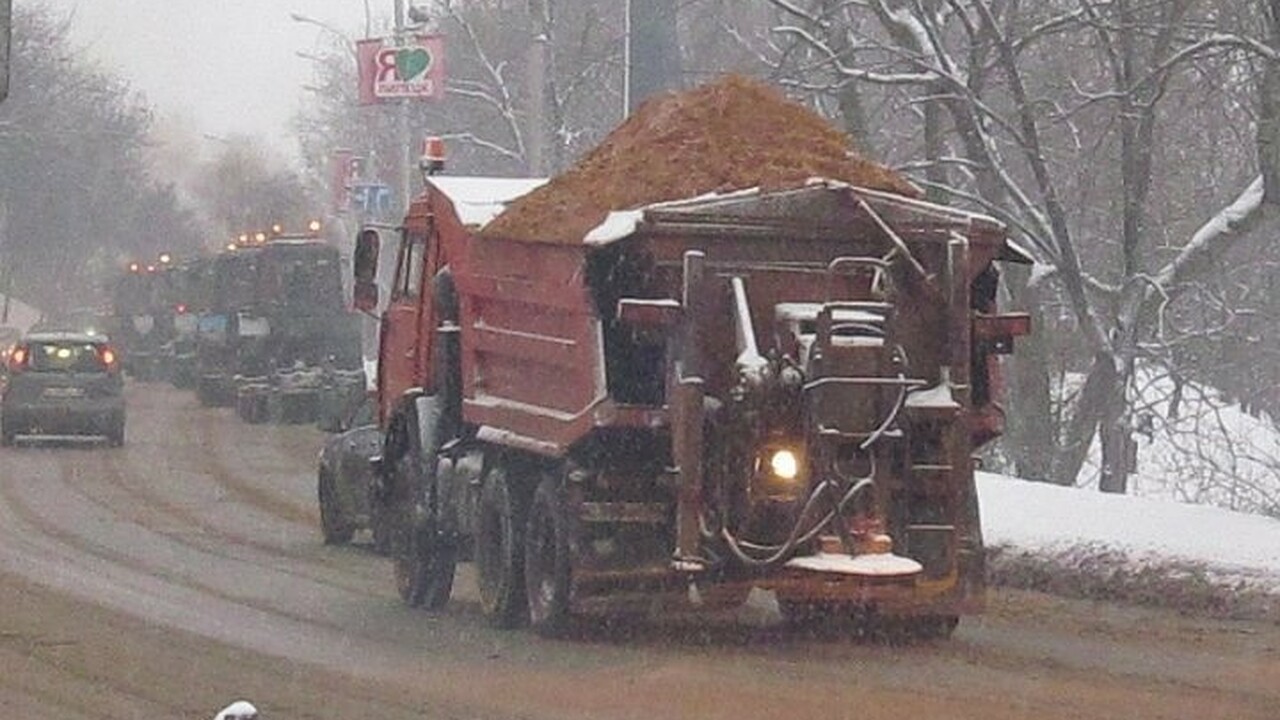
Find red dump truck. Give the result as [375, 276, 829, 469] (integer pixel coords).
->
[353, 169, 1031, 637]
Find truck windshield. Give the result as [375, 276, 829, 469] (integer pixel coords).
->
[281, 257, 342, 310]
[113, 275, 153, 316]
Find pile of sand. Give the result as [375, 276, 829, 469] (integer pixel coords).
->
[482, 75, 918, 244]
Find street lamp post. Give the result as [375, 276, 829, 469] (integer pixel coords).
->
[292, 6, 413, 214]
[290, 12, 357, 60]
[293, 2, 423, 216]
[393, 0, 413, 212]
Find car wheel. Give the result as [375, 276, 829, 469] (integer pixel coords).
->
[318, 469, 355, 545]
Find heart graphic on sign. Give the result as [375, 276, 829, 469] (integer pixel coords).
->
[396, 48, 431, 81]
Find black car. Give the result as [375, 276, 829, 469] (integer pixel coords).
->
[1, 332, 126, 446]
[316, 393, 386, 549]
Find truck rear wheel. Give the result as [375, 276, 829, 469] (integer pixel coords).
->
[524, 475, 573, 637]
[386, 397, 456, 609]
[475, 465, 528, 628]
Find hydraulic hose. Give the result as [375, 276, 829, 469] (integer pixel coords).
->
[718, 475, 876, 567]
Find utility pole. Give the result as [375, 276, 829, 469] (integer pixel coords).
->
[0, 0, 10, 104]
[625, 0, 682, 115]
[394, 0, 413, 212]
[1, 195, 10, 324]
[526, 1, 549, 176]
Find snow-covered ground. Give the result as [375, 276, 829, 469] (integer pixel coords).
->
[1076, 368, 1280, 515]
[982, 363, 1280, 606]
[980, 472, 1280, 591]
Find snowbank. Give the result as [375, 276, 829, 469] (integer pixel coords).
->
[980, 472, 1280, 589]
[0, 294, 41, 333]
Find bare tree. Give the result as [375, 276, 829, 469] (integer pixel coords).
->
[193, 136, 312, 239]
[296, 0, 629, 194]
[0, 6, 200, 315]
[758, 0, 1280, 494]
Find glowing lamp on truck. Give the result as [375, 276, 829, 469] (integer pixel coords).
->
[307, 219, 323, 234]
[254, 231, 267, 243]
[769, 449, 800, 480]
[753, 445, 806, 500]
[158, 253, 172, 265]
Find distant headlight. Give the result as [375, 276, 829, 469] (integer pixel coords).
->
[769, 449, 800, 480]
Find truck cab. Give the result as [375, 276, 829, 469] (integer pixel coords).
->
[357, 177, 548, 426]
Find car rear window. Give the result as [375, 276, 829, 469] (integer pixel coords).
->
[28, 342, 108, 373]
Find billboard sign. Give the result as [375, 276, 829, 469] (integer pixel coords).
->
[357, 35, 445, 105]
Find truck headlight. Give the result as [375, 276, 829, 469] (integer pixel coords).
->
[752, 445, 806, 502]
[769, 449, 800, 480]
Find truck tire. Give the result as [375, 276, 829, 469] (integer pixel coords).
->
[197, 376, 221, 407]
[914, 614, 959, 640]
[318, 469, 354, 545]
[475, 465, 528, 628]
[524, 475, 573, 637]
[174, 367, 195, 389]
[106, 419, 126, 448]
[386, 396, 456, 609]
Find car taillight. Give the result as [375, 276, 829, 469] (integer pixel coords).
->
[9, 346, 27, 372]
[99, 346, 118, 368]
[176, 303, 188, 314]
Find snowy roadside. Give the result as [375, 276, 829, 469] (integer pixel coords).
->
[0, 294, 41, 333]
[979, 472, 1280, 620]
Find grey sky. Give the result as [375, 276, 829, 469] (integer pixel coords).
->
[38, 0, 375, 158]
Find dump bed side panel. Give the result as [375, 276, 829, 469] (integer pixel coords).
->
[455, 236, 604, 453]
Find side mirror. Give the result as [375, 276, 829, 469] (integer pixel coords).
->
[354, 280, 379, 313]
[354, 228, 380, 283]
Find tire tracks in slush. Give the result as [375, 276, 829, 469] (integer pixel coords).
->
[0, 448, 376, 640]
[0, 382, 383, 601]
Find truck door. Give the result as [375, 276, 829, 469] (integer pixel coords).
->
[378, 229, 431, 423]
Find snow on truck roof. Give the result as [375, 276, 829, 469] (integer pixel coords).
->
[428, 176, 549, 228]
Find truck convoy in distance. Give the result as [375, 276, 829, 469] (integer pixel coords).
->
[193, 233, 363, 423]
[109, 257, 181, 381]
[352, 167, 1031, 639]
